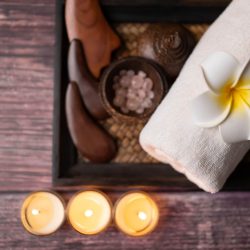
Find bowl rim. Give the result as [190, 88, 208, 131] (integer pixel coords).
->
[99, 56, 167, 123]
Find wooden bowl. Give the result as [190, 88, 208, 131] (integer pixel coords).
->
[100, 56, 168, 123]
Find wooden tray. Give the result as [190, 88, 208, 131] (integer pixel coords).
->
[53, 0, 250, 191]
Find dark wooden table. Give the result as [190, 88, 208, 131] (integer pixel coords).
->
[1, 1, 250, 249]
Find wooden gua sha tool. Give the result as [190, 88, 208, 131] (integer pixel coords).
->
[65, 0, 121, 78]
[66, 82, 117, 163]
[68, 39, 109, 120]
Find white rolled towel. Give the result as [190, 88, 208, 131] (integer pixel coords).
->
[139, 0, 250, 193]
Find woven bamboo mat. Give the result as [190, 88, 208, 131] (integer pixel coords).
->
[80, 23, 209, 164]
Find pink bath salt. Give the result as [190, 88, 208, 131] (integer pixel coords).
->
[134, 93, 145, 103]
[127, 87, 134, 94]
[138, 89, 146, 99]
[120, 75, 131, 88]
[113, 95, 125, 107]
[146, 99, 153, 108]
[138, 70, 146, 79]
[142, 98, 153, 108]
[136, 107, 144, 114]
[116, 88, 127, 97]
[127, 70, 135, 76]
[143, 78, 153, 91]
[119, 69, 127, 76]
[127, 95, 138, 102]
[112, 69, 155, 115]
[126, 99, 139, 111]
[131, 75, 144, 89]
[121, 106, 129, 114]
[148, 90, 155, 99]
[127, 88, 133, 96]
[127, 91, 137, 99]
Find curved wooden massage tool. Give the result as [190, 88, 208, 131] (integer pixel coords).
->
[65, 0, 120, 162]
[65, 0, 121, 78]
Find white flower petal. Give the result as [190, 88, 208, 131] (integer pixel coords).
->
[236, 59, 250, 89]
[219, 96, 250, 144]
[192, 91, 232, 128]
[201, 51, 239, 94]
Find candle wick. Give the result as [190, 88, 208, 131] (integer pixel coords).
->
[31, 209, 40, 215]
[84, 209, 93, 218]
[138, 211, 147, 221]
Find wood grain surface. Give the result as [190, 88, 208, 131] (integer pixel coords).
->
[1, 192, 250, 250]
[1, 0, 250, 249]
[0, 0, 54, 191]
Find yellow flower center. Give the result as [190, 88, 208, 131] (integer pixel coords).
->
[216, 79, 250, 113]
[227, 79, 250, 113]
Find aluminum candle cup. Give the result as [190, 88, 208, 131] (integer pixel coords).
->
[67, 190, 112, 235]
[114, 191, 159, 236]
[20, 191, 65, 236]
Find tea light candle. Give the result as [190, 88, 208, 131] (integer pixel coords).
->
[67, 190, 112, 235]
[114, 191, 159, 236]
[21, 191, 65, 235]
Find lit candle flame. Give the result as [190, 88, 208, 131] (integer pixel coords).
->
[31, 209, 40, 216]
[84, 209, 93, 218]
[138, 211, 147, 221]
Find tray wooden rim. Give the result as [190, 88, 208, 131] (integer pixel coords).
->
[53, 0, 250, 191]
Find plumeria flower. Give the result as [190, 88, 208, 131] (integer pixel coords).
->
[192, 51, 250, 144]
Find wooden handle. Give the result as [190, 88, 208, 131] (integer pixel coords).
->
[65, 0, 121, 78]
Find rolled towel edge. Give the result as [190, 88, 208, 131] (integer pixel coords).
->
[139, 134, 222, 193]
